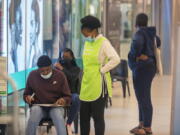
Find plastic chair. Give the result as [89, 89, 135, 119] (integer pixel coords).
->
[39, 118, 53, 133]
[38, 107, 69, 134]
[111, 59, 130, 98]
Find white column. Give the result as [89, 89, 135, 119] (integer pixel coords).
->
[152, 0, 161, 35]
[161, 0, 172, 75]
[171, 0, 180, 134]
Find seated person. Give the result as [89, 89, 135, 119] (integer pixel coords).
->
[23, 55, 71, 135]
[55, 48, 81, 135]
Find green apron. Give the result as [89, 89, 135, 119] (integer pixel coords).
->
[80, 37, 112, 101]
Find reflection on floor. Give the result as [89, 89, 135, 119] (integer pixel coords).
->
[103, 75, 172, 135]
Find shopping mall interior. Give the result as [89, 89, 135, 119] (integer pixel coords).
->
[0, 0, 180, 135]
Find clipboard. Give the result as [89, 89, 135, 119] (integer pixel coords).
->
[33, 104, 64, 107]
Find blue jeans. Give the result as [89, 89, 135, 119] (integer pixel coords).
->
[26, 106, 67, 135]
[67, 93, 80, 125]
[133, 65, 156, 127]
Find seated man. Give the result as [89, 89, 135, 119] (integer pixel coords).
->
[23, 55, 71, 135]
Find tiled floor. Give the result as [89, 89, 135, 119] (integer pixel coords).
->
[37, 75, 172, 135]
[11, 75, 172, 135]
[72, 43, 172, 135]
[102, 75, 172, 135]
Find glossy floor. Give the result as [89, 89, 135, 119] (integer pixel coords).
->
[103, 75, 172, 135]
[17, 75, 172, 135]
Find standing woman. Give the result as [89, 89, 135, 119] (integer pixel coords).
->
[80, 15, 120, 135]
[128, 13, 161, 135]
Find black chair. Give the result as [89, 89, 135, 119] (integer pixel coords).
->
[39, 118, 53, 133]
[39, 107, 69, 134]
[111, 59, 130, 98]
[39, 107, 79, 134]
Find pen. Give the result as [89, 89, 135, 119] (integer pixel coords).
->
[30, 93, 35, 99]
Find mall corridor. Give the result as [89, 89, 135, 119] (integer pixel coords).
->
[32, 75, 171, 135]
[104, 75, 172, 135]
[1, 0, 180, 135]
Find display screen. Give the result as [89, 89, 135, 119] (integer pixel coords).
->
[7, 0, 26, 73]
[6, 0, 43, 93]
[26, 0, 43, 69]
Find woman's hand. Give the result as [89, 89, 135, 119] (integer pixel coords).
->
[136, 54, 149, 61]
[54, 62, 64, 70]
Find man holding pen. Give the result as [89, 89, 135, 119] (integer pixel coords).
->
[23, 55, 71, 135]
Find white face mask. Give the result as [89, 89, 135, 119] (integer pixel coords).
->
[40, 71, 52, 79]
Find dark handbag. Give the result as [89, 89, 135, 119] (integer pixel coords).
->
[101, 74, 112, 108]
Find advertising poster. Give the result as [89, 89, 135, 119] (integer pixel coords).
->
[7, 0, 26, 94]
[26, 0, 43, 68]
[7, 0, 26, 73]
